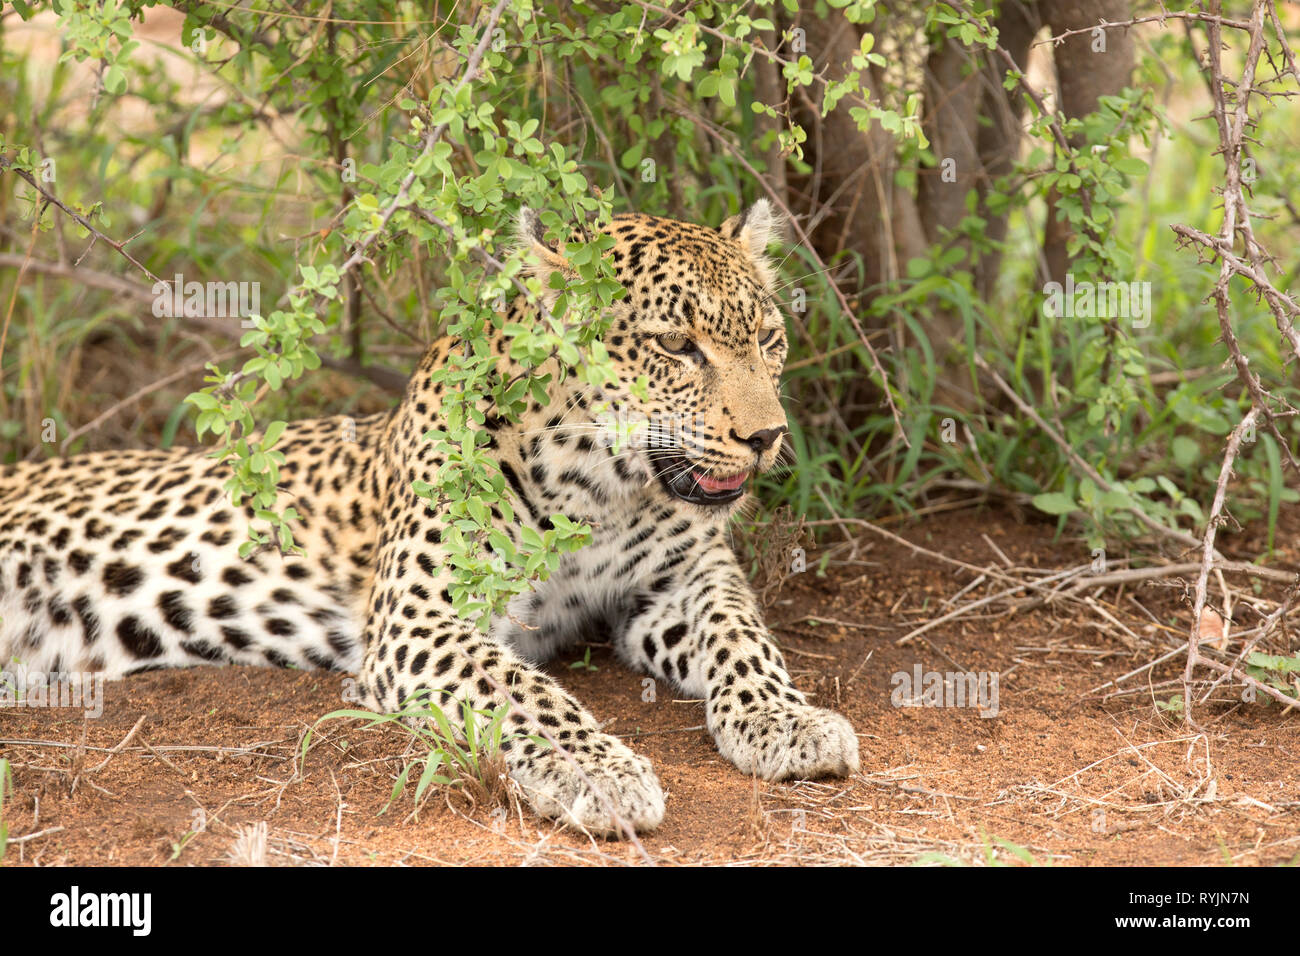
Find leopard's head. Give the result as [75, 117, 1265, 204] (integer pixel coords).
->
[520, 201, 789, 509]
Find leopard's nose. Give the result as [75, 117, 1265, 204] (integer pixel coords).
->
[732, 426, 786, 453]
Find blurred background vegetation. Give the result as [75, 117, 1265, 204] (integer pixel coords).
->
[0, 0, 1296, 573]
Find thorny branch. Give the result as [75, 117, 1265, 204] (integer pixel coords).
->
[0, 163, 163, 286]
[1170, 0, 1300, 723]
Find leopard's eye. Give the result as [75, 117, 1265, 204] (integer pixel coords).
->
[758, 327, 780, 347]
[657, 332, 695, 355]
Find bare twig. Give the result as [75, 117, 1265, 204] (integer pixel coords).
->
[0, 162, 162, 285]
[1036, 11, 1255, 48]
[51, 350, 242, 457]
[974, 354, 1205, 553]
[6, 826, 66, 845]
[87, 715, 148, 774]
[1173, 0, 1300, 722]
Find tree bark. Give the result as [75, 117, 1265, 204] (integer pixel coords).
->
[1040, 0, 1136, 285]
[782, 9, 898, 293]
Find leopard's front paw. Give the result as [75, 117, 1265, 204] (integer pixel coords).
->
[712, 703, 860, 781]
[509, 734, 665, 836]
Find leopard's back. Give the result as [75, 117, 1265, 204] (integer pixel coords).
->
[0, 413, 387, 677]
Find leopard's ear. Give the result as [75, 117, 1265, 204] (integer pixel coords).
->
[517, 208, 579, 304]
[720, 199, 786, 284]
[517, 206, 572, 278]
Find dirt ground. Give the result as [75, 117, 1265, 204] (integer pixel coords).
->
[2, 508, 1297, 867]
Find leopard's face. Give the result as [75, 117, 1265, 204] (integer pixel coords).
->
[525, 203, 790, 510]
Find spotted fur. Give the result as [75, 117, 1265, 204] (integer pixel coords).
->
[0, 201, 860, 834]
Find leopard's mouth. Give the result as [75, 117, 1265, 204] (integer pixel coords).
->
[650, 453, 750, 506]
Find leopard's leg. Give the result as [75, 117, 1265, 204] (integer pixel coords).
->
[354, 485, 663, 835]
[615, 538, 859, 780]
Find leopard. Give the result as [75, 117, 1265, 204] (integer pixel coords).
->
[0, 199, 860, 835]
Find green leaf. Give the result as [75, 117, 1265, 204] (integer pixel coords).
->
[103, 65, 126, 94]
[1032, 492, 1078, 516]
[1171, 436, 1199, 469]
[262, 420, 287, 448]
[1112, 156, 1148, 176]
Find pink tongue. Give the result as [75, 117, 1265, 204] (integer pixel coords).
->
[694, 470, 748, 493]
